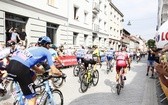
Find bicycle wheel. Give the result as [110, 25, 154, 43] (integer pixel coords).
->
[80, 73, 89, 93]
[44, 89, 63, 105]
[116, 84, 121, 95]
[92, 70, 99, 86]
[73, 65, 79, 76]
[34, 76, 44, 94]
[78, 68, 85, 82]
[52, 77, 63, 88]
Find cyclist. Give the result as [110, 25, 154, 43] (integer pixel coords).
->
[136, 49, 141, 63]
[115, 45, 130, 82]
[49, 44, 63, 67]
[92, 45, 102, 67]
[75, 45, 86, 64]
[6, 36, 64, 105]
[105, 48, 115, 70]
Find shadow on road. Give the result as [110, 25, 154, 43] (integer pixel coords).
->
[69, 92, 130, 105]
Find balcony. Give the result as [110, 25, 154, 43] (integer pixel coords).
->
[92, 24, 99, 32]
[92, 2, 100, 14]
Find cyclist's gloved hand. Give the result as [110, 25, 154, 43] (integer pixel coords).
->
[61, 73, 67, 79]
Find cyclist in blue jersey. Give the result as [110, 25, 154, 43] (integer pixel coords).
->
[106, 48, 115, 69]
[75, 45, 86, 64]
[6, 36, 64, 105]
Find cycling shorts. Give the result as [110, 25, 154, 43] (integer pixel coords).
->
[106, 56, 113, 61]
[147, 60, 154, 67]
[77, 57, 84, 63]
[116, 60, 127, 73]
[6, 60, 36, 99]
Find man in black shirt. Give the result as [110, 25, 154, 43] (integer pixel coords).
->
[19, 28, 27, 47]
[146, 49, 155, 77]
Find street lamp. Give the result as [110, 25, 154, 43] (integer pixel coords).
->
[127, 20, 131, 26]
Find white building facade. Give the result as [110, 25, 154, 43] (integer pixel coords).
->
[0, 0, 124, 49]
[157, 0, 168, 29]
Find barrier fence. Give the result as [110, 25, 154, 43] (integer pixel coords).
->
[159, 78, 168, 103]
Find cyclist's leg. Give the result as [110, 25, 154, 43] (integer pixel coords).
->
[30, 70, 36, 82]
[116, 66, 120, 82]
[7, 60, 37, 105]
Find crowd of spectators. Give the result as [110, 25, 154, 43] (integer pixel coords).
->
[6, 27, 27, 48]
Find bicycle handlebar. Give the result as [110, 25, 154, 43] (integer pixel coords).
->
[35, 73, 67, 89]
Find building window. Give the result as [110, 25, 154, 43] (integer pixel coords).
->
[84, 12, 88, 23]
[92, 36, 96, 44]
[110, 27, 112, 31]
[5, 13, 28, 44]
[73, 32, 78, 45]
[48, 0, 55, 7]
[104, 22, 106, 31]
[104, 5, 107, 15]
[84, 34, 88, 45]
[74, 6, 79, 20]
[47, 22, 59, 43]
[104, 38, 106, 43]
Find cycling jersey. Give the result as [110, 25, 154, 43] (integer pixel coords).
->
[76, 49, 86, 58]
[93, 48, 100, 57]
[116, 51, 128, 67]
[106, 50, 114, 61]
[49, 48, 58, 62]
[11, 46, 54, 68]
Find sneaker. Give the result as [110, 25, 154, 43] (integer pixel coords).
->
[146, 73, 148, 76]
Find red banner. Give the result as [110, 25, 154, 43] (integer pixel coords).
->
[55, 55, 78, 67]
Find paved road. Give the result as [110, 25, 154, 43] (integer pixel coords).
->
[0, 57, 166, 105]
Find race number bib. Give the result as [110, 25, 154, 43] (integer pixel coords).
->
[17, 50, 32, 61]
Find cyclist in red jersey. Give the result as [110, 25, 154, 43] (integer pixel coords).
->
[115, 46, 130, 82]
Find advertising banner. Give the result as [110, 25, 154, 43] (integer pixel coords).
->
[55, 55, 78, 67]
[155, 20, 168, 48]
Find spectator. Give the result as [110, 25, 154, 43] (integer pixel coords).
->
[146, 48, 155, 77]
[19, 28, 27, 47]
[8, 27, 21, 43]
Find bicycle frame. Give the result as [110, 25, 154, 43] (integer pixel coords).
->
[12, 81, 26, 105]
[39, 80, 56, 105]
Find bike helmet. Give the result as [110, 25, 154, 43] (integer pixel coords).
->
[38, 36, 51, 45]
[50, 44, 57, 49]
[7, 40, 16, 46]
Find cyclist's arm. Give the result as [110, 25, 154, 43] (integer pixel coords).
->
[55, 56, 63, 65]
[46, 51, 62, 76]
[50, 65, 62, 75]
[32, 65, 45, 74]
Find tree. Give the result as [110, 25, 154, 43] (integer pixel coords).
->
[147, 39, 156, 48]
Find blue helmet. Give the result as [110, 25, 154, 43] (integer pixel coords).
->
[38, 36, 51, 45]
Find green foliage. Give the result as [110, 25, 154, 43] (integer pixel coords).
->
[147, 39, 156, 48]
